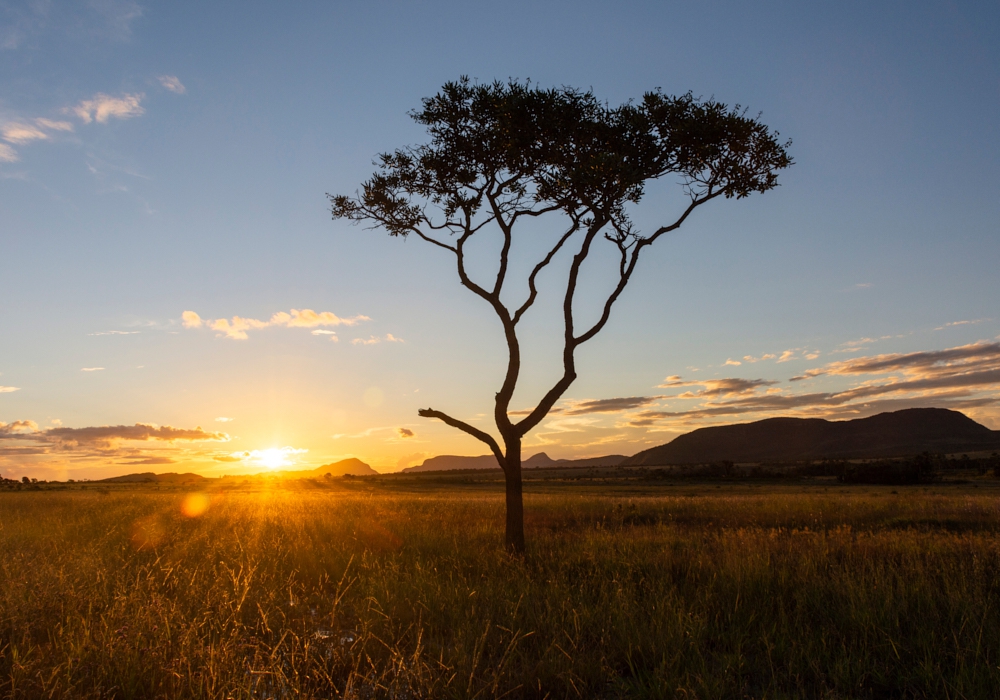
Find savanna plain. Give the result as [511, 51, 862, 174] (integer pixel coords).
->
[2, 475, 1000, 699]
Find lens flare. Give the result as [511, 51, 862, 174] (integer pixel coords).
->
[181, 493, 210, 517]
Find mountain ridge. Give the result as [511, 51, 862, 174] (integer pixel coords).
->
[623, 408, 1000, 466]
[401, 451, 626, 473]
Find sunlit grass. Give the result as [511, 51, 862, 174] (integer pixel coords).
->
[1, 484, 999, 698]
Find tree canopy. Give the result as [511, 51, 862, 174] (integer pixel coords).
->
[332, 78, 791, 551]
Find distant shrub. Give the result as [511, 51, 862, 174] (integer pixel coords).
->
[839, 453, 940, 485]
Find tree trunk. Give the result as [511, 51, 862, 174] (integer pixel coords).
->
[503, 439, 525, 554]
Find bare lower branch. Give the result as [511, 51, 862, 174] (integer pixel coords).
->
[418, 408, 506, 470]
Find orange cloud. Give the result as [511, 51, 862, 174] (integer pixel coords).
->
[183, 308, 370, 340]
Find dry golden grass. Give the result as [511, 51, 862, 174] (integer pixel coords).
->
[2, 483, 1000, 698]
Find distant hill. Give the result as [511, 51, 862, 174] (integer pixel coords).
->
[623, 408, 1000, 466]
[288, 458, 378, 477]
[401, 452, 625, 473]
[99, 472, 207, 484]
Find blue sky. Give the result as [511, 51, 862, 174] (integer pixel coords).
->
[2, 0, 999, 479]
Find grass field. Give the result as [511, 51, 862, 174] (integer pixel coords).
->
[2, 477, 1000, 699]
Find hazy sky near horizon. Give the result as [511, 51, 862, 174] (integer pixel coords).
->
[2, 0, 1000, 480]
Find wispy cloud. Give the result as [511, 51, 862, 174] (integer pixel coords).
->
[44, 423, 229, 446]
[352, 334, 403, 346]
[88, 330, 139, 336]
[119, 456, 176, 466]
[0, 144, 19, 162]
[80, 367, 105, 372]
[2, 121, 48, 144]
[72, 92, 144, 124]
[509, 395, 665, 417]
[183, 309, 370, 340]
[157, 75, 185, 94]
[215, 417, 234, 423]
[0, 386, 20, 393]
[935, 319, 987, 331]
[2, 0, 142, 51]
[792, 341, 1000, 381]
[659, 377, 779, 398]
[742, 354, 776, 363]
[563, 396, 664, 415]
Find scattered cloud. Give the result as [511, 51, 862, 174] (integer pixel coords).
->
[935, 319, 987, 331]
[45, 423, 229, 446]
[563, 396, 664, 415]
[119, 456, 175, 465]
[352, 334, 404, 346]
[0, 420, 38, 437]
[35, 118, 73, 132]
[72, 92, 144, 124]
[398, 428, 414, 438]
[2, 121, 48, 144]
[660, 377, 780, 398]
[215, 417, 234, 423]
[88, 330, 139, 336]
[630, 341, 1000, 430]
[724, 358, 742, 366]
[158, 75, 185, 94]
[80, 367, 104, 372]
[311, 329, 338, 342]
[742, 354, 776, 363]
[0, 118, 72, 146]
[0, 386, 20, 393]
[793, 341, 1000, 382]
[776, 350, 796, 363]
[834, 335, 906, 354]
[183, 308, 369, 340]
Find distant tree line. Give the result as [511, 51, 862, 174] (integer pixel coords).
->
[639, 452, 1000, 484]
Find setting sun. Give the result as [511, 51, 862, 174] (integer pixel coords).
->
[257, 449, 290, 469]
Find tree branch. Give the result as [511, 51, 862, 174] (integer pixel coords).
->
[514, 218, 605, 436]
[418, 408, 506, 470]
[512, 218, 581, 325]
[486, 188, 513, 297]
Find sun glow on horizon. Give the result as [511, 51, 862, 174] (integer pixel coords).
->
[235, 447, 309, 470]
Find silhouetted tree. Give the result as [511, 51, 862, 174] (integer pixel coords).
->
[331, 78, 791, 552]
